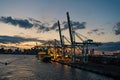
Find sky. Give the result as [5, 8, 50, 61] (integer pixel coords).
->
[0, 0, 120, 49]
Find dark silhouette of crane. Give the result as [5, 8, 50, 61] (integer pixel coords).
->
[66, 12, 101, 63]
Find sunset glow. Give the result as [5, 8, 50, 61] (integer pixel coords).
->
[0, 0, 120, 50]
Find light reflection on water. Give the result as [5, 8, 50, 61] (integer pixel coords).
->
[0, 55, 113, 80]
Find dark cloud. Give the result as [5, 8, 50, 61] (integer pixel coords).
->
[96, 42, 120, 51]
[91, 29, 99, 32]
[37, 25, 50, 32]
[0, 16, 51, 32]
[62, 21, 86, 31]
[0, 16, 86, 32]
[101, 32, 104, 34]
[0, 35, 46, 43]
[0, 16, 33, 29]
[37, 21, 86, 32]
[28, 18, 41, 23]
[113, 22, 120, 35]
[37, 22, 59, 32]
[72, 21, 86, 30]
[88, 28, 105, 35]
[50, 22, 58, 30]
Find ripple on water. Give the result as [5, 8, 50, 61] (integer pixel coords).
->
[0, 55, 114, 80]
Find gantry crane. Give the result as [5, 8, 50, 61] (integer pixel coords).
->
[58, 20, 71, 59]
[57, 12, 101, 63]
[66, 12, 101, 63]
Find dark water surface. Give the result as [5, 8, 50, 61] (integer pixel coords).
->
[0, 55, 113, 80]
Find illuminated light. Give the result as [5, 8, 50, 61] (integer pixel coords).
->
[65, 55, 68, 58]
[56, 54, 59, 57]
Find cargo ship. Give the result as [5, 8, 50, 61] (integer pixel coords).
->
[36, 51, 51, 62]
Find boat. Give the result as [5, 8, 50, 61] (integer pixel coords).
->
[37, 51, 51, 63]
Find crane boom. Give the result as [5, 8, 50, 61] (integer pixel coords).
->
[58, 20, 63, 46]
[63, 36, 71, 43]
[67, 12, 73, 45]
[75, 32, 84, 42]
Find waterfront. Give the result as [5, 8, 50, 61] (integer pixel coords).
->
[0, 55, 113, 80]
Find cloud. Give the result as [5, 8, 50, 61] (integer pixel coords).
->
[0, 35, 46, 43]
[0, 16, 33, 29]
[101, 32, 105, 34]
[50, 22, 58, 30]
[0, 44, 18, 49]
[91, 29, 99, 32]
[0, 16, 86, 32]
[37, 20, 86, 32]
[28, 18, 41, 23]
[0, 16, 50, 32]
[19, 32, 24, 35]
[62, 21, 86, 31]
[35, 24, 49, 33]
[113, 22, 120, 35]
[96, 42, 120, 51]
[88, 28, 105, 35]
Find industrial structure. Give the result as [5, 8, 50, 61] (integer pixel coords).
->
[56, 12, 101, 63]
[36, 12, 101, 63]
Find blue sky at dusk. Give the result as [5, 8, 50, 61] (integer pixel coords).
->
[0, 0, 120, 49]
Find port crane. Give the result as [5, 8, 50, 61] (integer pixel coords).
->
[58, 20, 72, 59]
[38, 12, 101, 63]
[66, 12, 101, 63]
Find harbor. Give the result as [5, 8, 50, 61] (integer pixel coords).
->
[0, 1, 120, 80]
[0, 12, 120, 80]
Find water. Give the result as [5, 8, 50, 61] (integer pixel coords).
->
[0, 55, 113, 80]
